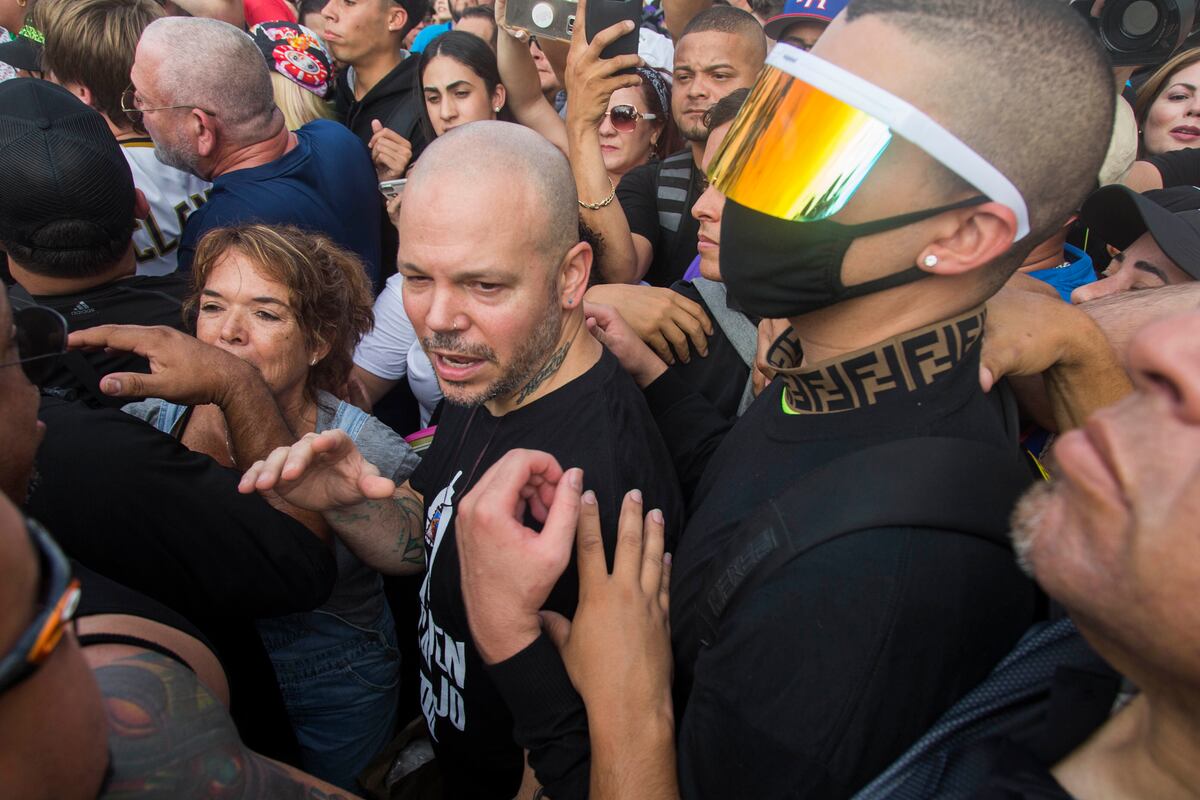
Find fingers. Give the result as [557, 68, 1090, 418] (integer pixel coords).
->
[589, 19, 636, 52]
[574, 488, 608, 587]
[979, 364, 996, 393]
[371, 119, 383, 134]
[671, 305, 711, 357]
[97, 371, 151, 398]
[673, 295, 713, 337]
[639, 507, 665, 597]
[647, 331, 675, 365]
[540, 610, 572, 651]
[360, 474, 399, 500]
[245, 444, 298, 493]
[612, 488, 645, 583]
[68, 324, 163, 357]
[659, 322, 692, 364]
[539, 466, 584, 565]
[660, 552, 672, 613]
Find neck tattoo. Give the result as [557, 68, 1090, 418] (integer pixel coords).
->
[515, 333, 576, 405]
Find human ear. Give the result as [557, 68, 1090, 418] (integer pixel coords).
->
[558, 241, 593, 308]
[917, 201, 1019, 278]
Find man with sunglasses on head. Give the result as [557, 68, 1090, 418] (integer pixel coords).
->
[129, 15, 382, 284]
[464, 0, 1119, 797]
[0, 78, 191, 408]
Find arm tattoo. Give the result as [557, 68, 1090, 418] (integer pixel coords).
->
[396, 494, 426, 567]
[516, 334, 576, 404]
[96, 652, 356, 799]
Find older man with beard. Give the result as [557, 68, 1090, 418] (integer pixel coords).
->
[128, 15, 382, 283]
[241, 121, 684, 800]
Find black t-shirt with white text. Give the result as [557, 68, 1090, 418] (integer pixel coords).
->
[408, 349, 683, 799]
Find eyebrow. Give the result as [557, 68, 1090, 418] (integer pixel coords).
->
[1132, 260, 1169, 283]
[675, 62, 736, 73]
[201, 288, 289, 307]
[1168, 82, 1197, 92]
[423, 80, 472, 93]
[398, 261, 518, 284]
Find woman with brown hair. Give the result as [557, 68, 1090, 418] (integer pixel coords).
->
[1134, 46, 1200, 156]
[123, 223, 419, 790]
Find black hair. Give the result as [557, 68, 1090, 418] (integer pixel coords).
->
[417, 30, 508, 141]
[392, 0, 429, 41]
[297, 0, 326, 19]
[1, 220, 134, 279]
[679, 5, 765, 44]
[703, 86, 749, 132]
[458, 5, 498, 47]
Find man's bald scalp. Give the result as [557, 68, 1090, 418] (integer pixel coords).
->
[846, 0, 1114, 265]
[409, 121, 580, 262]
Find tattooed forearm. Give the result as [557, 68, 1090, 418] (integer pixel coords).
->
[396, 494, 426, 567]
[95, 652, 361, 799]
[322, 488, 427, 574]
[516, 334, 576, 404]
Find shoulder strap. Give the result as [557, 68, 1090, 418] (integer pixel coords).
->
[655, 150, 694, 234]
[698, 436, 1031, 648]
[691, 278, 759, 416]
[330, 400, 371, 442]
[691, 279, 756, 367]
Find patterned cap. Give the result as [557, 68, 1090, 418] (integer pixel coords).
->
[250, 21, 333, 99]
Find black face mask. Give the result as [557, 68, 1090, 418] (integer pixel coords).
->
[719, 196, 988, 320]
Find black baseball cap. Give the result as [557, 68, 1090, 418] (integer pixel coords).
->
[1081, 184, 1200, 280]
[0, 24, 44, 73]
[0, 79, 136, 255]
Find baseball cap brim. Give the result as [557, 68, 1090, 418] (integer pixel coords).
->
[763, 12, 833, 40]
[1082, 184, 1200, 280]
[0, 36, 42, 72]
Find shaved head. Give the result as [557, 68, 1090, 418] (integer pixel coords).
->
[841, 0, 1114, 261]
[407, 121, 580, 264]
[138, 17, 278, 145]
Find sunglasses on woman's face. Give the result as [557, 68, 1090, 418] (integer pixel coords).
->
[0, 306, 68, 386]
[604, 104, 657, 133]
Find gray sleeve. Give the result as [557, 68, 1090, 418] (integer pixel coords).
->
[121, 398, 162, 425]
[355, 415, 421, 483]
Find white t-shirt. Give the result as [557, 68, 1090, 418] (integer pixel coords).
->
[0, 27, 17, 83]
[354, 272, 442, 428]
[120, 138, 212, 276]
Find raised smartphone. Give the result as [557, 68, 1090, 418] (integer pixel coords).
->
[504, 0, 578, 42]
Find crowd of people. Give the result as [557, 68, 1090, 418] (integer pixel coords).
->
[4, 0, 1200, 798]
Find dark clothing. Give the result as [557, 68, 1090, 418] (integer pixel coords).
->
[73, 560, 211, 675]
[27, 395, 336, 764]
[653, 310, 1039, 797]
[617, 149, 704, 287]
[1143, 146, 1200, 188]
[334, 58, 427, 150]
[9, 274, 189, 407]
[666, 279, 753, 421]
[334, 57, 429, 287]
[177, 120, 382, 285]
[408, 349, 683, 800]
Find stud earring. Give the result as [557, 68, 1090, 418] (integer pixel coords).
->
[923, 254, 939, 268]
[493, 106, 502, 113]
[310, 357, 318, 366]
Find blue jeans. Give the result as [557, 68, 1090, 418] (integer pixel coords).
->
[258, 604, 401, 790]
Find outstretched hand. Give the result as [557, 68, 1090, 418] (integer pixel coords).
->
[541, 488, 673, 725]
[68, 324, 254, 405]
[238, 430, 396, 511]
[369, 119, 413, 182]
